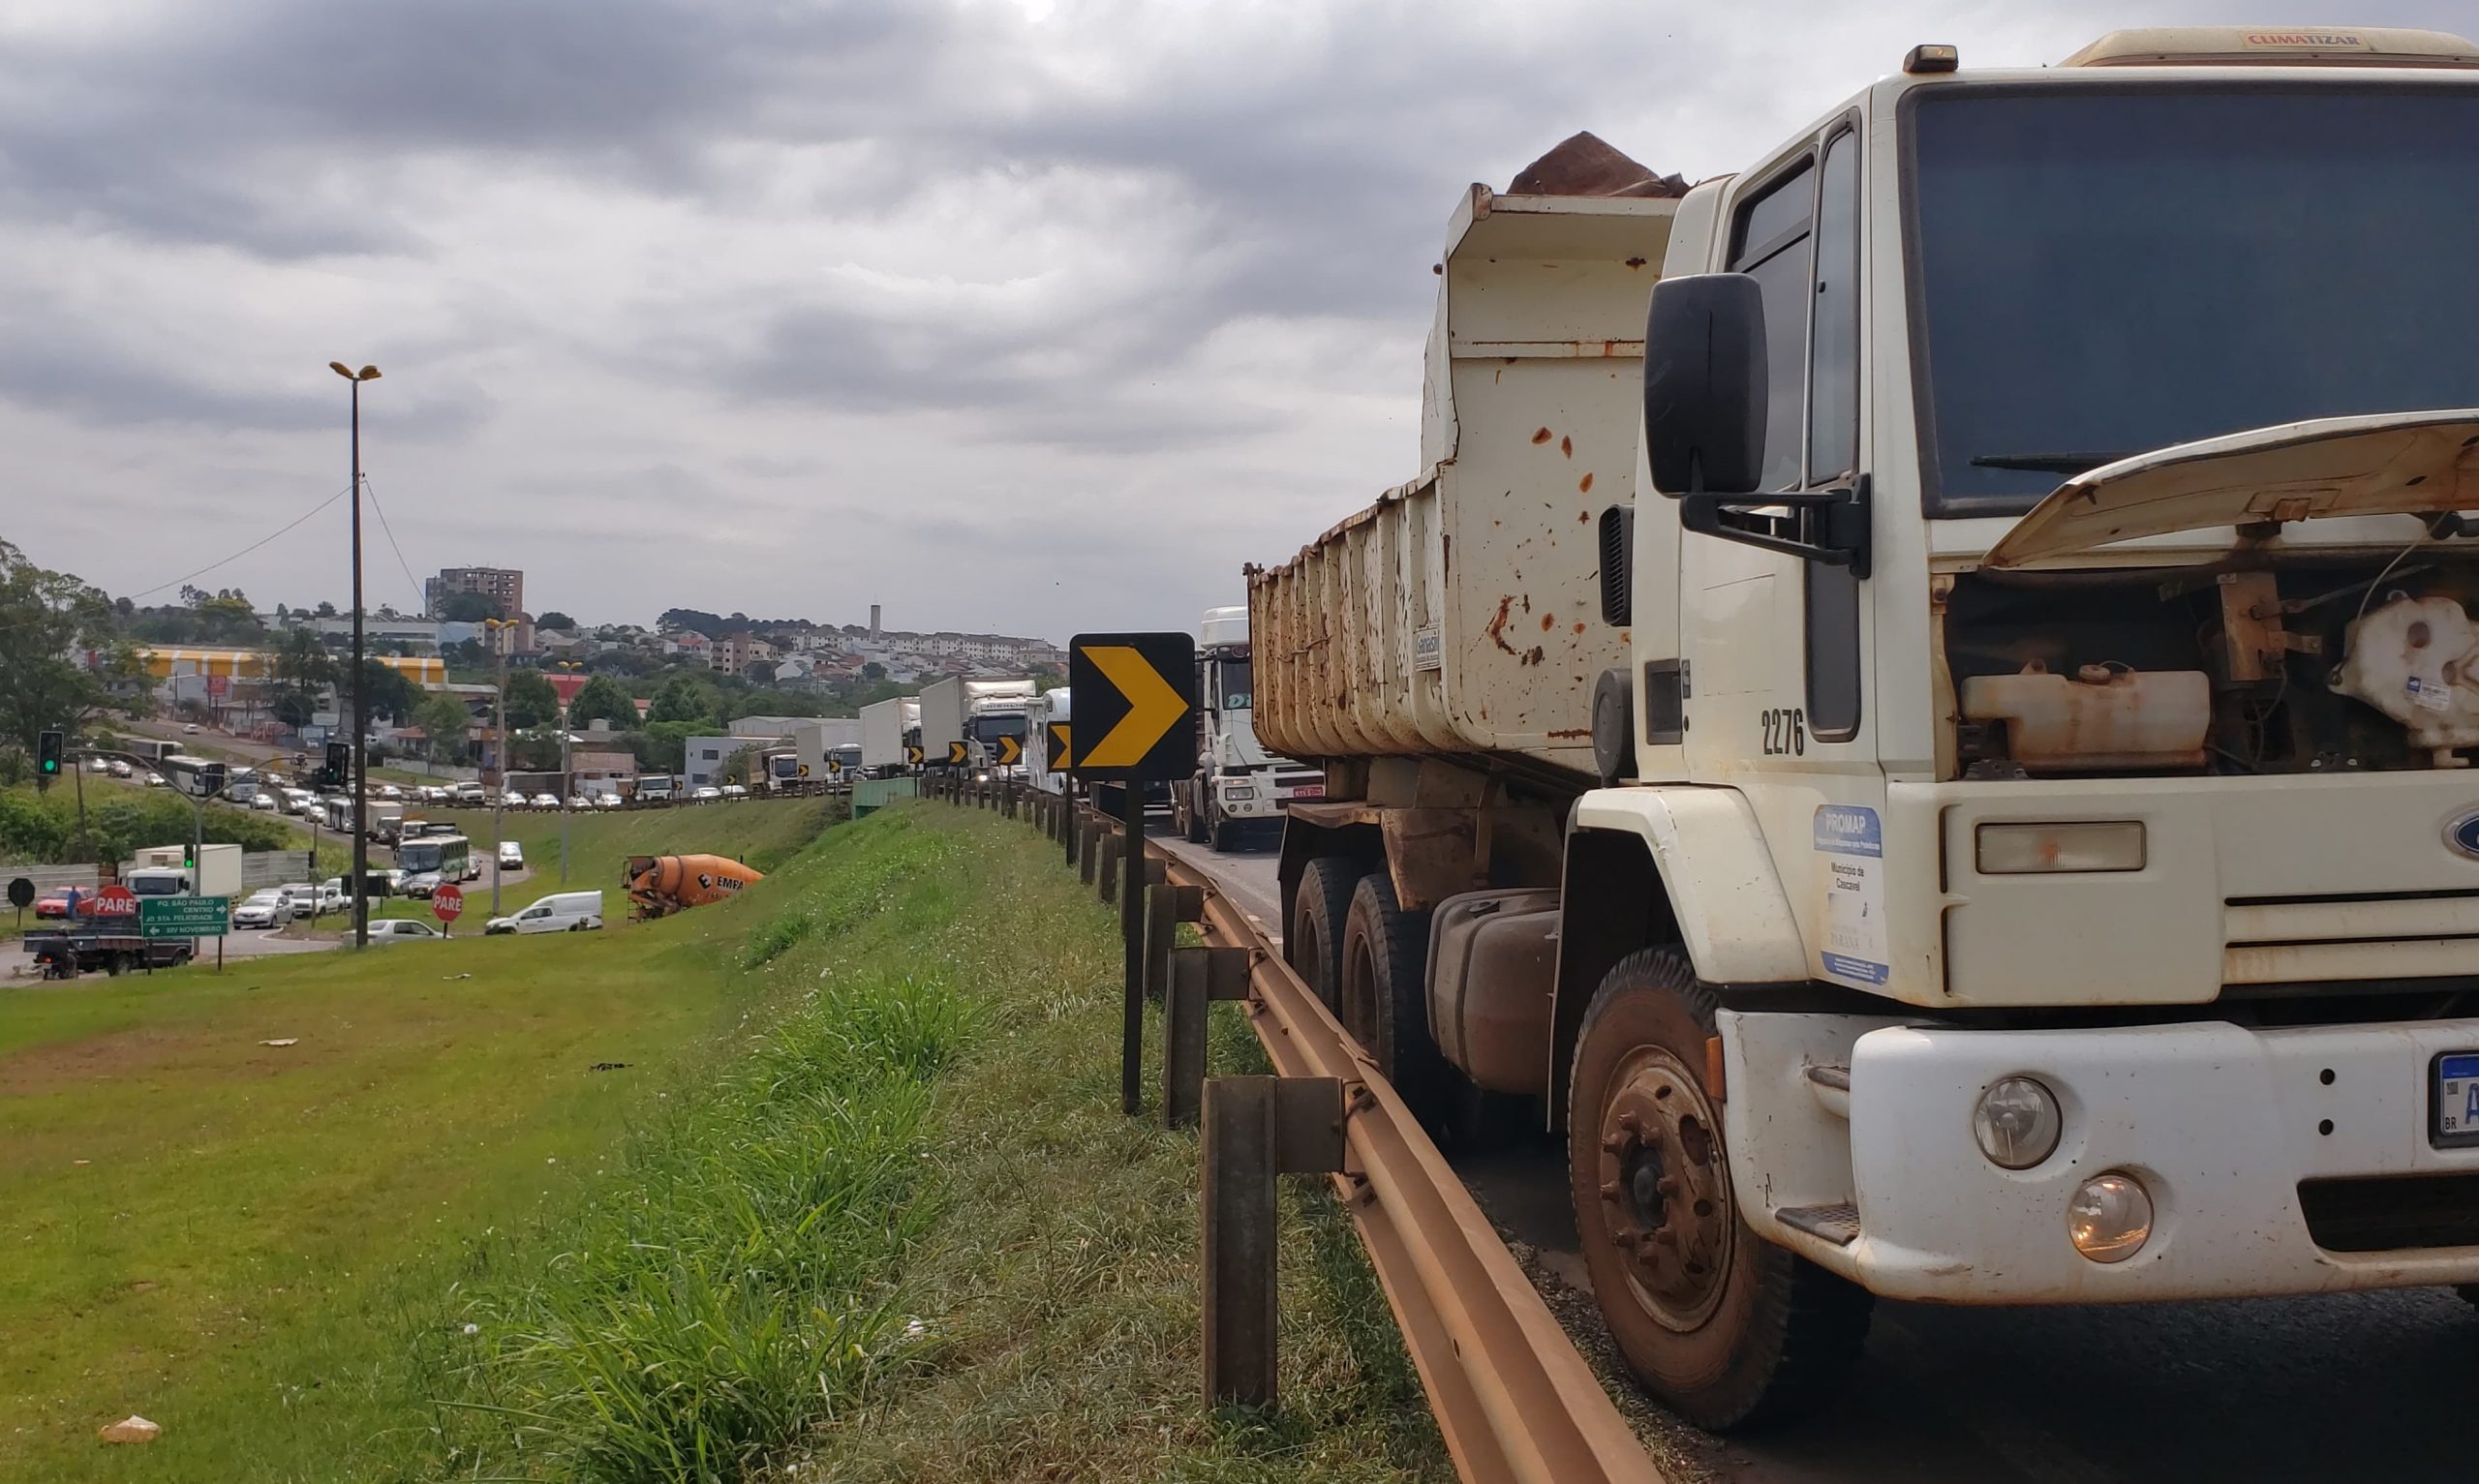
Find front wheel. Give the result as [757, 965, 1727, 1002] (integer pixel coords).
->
[1181, 781, 1208, 844]
[1286, 857, 1360, 1015]
[1568, 948, 1871, 1431]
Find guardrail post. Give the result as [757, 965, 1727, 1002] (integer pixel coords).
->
[1165, 946, 1250, 1127]
[1202, 1075, 1346, 1408]
[1098, 834, 1120, 900]
[1078, 817, 1098, 883]
[1146, 881, 1178, 1001]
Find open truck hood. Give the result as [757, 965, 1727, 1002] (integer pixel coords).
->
[1981, 409, 2479, 569]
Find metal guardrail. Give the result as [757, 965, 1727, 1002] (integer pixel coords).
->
[947, 778, 1664, 1484]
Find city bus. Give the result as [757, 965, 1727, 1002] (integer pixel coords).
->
[394, 833, 477, 884]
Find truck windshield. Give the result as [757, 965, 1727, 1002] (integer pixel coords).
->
[1909, 84, 2479, 516]
[129, 875, 185, 896]
[1219, 658, 1252, 710]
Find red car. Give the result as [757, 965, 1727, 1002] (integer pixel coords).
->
[34, 890, 78, 919]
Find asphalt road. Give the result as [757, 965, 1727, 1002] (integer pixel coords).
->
[1157, 831, 2479, 1484]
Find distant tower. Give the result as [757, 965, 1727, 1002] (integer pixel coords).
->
[869, 603, 881, 639]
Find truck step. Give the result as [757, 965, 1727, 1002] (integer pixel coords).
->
[1776, 1202, 1862, 1247]
[1802, 1061, 1852, 1118]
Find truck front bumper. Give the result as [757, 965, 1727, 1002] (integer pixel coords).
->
[1724, 1012, 2479, 1303]
[1213, 783, 1283, 822]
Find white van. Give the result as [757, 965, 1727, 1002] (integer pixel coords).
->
[483, 890, 604, 936]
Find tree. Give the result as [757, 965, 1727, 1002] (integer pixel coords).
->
[743, 660, 777, 686]
[635, 720, 703, 772]
[269, 625, 336, 732]
[0, 539, 137, 755]
[504, 670, 562, 729]
[647, 675, 719, 726]
[439, 591, 500, 622]
[536, 610, 575, 632]
[567, 675, 639, 730]
[416, 689, 474, 763]
[314, 600, 337, 618]
[356, 658, 421, 727]
[861, 661, 886, 681]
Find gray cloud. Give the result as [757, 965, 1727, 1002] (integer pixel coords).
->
[7, 0, 2475, 641]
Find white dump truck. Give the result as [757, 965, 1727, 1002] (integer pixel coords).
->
[1170, 606, 1324, 849]
[859, 697, 921, 778]
[1251, 28, 2479, 1430]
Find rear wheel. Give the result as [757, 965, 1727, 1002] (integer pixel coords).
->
[1338, 872, 1444, 1119]
[1568, 948, 1872, 1431]
[1287, 857, 1360, 1015]
[1181, 780, 1209, 843]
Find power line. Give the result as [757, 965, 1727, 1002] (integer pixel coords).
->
[124, 483, 356, 605]
[356, 472, 427, 615]
[0, 482, 355, 638]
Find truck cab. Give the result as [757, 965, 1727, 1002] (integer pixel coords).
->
[1253, 26, 2479, 1432]
[1173, 606, 1325, 849]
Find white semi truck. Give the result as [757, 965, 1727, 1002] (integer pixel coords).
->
[1170, 606, 1325, 849]
[123, 842, 243, 901]
[919, 677, 1034, 773]
[1251, 28, 2479, 1430]
[860, 697, 921, 778]
[1025, 687, 1071, 795]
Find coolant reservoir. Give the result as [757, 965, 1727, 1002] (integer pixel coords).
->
[2332, 593, 2479, 751]
[1959, 663, 2210, 773]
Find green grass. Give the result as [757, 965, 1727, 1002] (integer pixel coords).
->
[0, 801, 842, 1481]
[0, 802, 1441, 1483]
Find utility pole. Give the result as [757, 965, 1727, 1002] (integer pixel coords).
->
[487, 619, 511, 914]
[556, 659, 581, 884]
[330, 361, 381, 950]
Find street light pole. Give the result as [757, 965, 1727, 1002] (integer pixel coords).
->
[489, 620, 508, 915]
[556, 659, 581, 884]
[330, 361, 381, 950]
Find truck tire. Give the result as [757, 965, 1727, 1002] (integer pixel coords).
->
[1183, 779, 1209, 844]
[1287, 857, 1360, 1015]
[1209, 811, 1240, 853]
[1339, 873, 1445, 1120]
[1568, 947, 1871, 1431]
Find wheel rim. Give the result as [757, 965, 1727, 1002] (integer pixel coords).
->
[1593, 1045, 1734, 1332]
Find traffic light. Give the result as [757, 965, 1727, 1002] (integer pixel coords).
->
[36, 729, 63, 788]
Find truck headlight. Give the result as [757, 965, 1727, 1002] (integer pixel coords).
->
[1974, 821, 2144, 874]
[2067, 1172, 2153, 1262]
[1971, 1076, 2061, 1169]
[1223, 786, 1256, 801]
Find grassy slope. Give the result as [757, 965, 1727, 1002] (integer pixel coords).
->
[0, 801, 1441, 1483]
[782, 808, 1449, 1483]
[0, 801, 834, 1481]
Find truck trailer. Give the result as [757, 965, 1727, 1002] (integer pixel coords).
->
[1251, 29, 2479, 1431]
[859, 697, 921, 778]
[1170, 606, 1325, 849]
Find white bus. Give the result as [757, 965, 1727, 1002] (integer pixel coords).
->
[394, 833, 478, 884]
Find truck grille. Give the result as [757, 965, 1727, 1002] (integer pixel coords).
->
[2222, 890, 2479, 985]
[2299, 1170, 2479, 1253]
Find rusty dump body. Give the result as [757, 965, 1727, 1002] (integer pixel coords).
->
[623, 853, 764, 921]
[1251, 135, 1679, 787]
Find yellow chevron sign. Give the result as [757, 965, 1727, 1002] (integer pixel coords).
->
[1068, 633, 1197, 780]
[1047, 721, 1071, 767]
[905, 745, 924, 766]
[996, 734, 1023, 766]
[947, 740, 969, 766]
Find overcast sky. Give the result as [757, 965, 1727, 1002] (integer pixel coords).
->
[4, 0, 2463, 640]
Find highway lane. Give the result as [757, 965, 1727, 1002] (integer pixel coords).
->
[1157, 831, 2479, 1484]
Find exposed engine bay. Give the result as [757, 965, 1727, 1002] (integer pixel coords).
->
[1943, 541, 2479, 777]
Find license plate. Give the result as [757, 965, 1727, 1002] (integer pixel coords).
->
[1286, 784, 1325, 800]
[2432, 1052, 2479, 1148]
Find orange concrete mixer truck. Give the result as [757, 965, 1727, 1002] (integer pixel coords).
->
[623, 854, 765, 921]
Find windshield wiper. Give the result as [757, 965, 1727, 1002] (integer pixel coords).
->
[1969, 451, 2139, 475]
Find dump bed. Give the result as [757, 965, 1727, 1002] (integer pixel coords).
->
[1251, 171, 1675, 781]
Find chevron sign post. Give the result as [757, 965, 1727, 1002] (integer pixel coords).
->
[1069, 632, 1198, 1115]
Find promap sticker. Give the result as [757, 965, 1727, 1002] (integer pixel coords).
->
[1814, 804, 1889, 988]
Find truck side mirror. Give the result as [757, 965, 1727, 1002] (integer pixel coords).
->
[1643, 274, 1766, 498]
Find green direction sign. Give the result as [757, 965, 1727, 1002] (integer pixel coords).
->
[139, 895, 230, 940]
